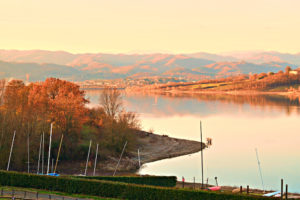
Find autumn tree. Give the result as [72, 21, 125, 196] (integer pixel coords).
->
[0, 79, 5, 105]
[0, 79, 6, 149]
[41, 78, 89, 137]
[0, 78, 91, 169]
[0, 78, 140, 170]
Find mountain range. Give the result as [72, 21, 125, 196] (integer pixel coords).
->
[0, 50, 299, 82]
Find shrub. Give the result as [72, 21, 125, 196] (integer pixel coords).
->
[75, 175, 177, 187]
[0, 170, 278, 200]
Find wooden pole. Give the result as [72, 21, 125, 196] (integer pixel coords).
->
[193, 177, 196, 189]
[47, 123, 53, 174]
[215, 177, 218, 186]
[206, 178, 209, 187]
[93, 143, 99, 176]
[285, 184, 288, 200]
[281, 179, 283, 200]
[37, 134, 42, 174]
[240, 186, 243, 194]
[54, 134, 63, 174]
[200, 121, 204, 188]
[84, 140, 92, 176]
[7, 131, 16, 171]
[247, 185, 249, 194]
[113, 141, 127, 176]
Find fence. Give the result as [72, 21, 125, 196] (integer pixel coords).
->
[0, 188, 90, 200]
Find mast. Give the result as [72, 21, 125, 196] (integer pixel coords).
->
[51, 159, 54, 173]
[47, 123, 53, 174]
[42, 132, 44, 174]
[93, 143, 99, 176]
[37, 134, 42, 174]
[255, 148, 265, 191]
[138, 148, 141, 168]
[200, 121, 204, 188]
[113, 141, 127, 176]
[54, 134, 64, 174]
[84, 140, 92, 176]
[7, 130, 16, 171]
[27, 132, 30, 173]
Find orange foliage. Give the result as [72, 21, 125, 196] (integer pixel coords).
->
[2, 78, 89, 136]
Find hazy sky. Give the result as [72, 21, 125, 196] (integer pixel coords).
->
[0, 0, 299, 54]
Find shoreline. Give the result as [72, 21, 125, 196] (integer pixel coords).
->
[125, 87, 300, 97]
[176, 181, 300, 198]
[97, 130, 204, 174]
[57, 130, 204, 176]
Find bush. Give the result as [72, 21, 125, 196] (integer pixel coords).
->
[0, 170, 277, 200]
[75, 175, 177, 187]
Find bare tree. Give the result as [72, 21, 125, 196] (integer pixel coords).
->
[118, 111, 140, 130]
[99, 87, 122, 120]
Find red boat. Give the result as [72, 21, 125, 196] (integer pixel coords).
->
[207, 186, 221, 191]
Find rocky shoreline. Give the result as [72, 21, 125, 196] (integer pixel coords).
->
[98, 131, 204, 174]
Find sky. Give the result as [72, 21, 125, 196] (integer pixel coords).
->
[0, 0, 300, 54]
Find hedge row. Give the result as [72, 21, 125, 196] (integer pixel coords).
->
[74, 175, 177, 187]
[0, 170, 277, 200]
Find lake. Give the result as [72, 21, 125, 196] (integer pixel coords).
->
[85, 90, 300, 193]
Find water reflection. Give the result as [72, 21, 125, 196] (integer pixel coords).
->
[85, 90, 300, 193]
[123, 92, 300, 117]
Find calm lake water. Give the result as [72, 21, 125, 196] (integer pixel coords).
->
[85, 90, 300, 193]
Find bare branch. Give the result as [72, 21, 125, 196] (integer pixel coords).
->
[99, 87, 122, 120]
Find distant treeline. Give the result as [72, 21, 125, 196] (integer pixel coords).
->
[128, 66, 300, 92]
[0, 78, 139, 171]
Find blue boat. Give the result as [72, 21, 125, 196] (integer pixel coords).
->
[47, 173, 60, 177]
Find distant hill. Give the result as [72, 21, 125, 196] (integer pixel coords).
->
[0, 50, 299, 81]
[0, 60, 82, 81]
[221, 51, 300, 65]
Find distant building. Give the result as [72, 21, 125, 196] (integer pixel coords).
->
[289, 70, 299, 75]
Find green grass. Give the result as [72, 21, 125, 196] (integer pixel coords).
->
[0, 186, 119, 200]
